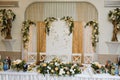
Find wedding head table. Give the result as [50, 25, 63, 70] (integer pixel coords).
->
[0, 71, 120, 80]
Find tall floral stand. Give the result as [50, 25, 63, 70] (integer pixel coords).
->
[106, 41, 120, 54]
[5, 19, 12, 39]
[111, 21, 118, 41]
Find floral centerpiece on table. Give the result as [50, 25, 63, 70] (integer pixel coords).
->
[85, 21, 99, 51]
[105, 61, 119, 75]
[91, 62, 101, 70]
[91, 62, 106, 74]
[61, 62, 81, 76]
[44, 17, 57, 35]
[11, 59, 26, 71]
[60, 16, 74, 35]
[0, 9, 16, 39]
[21, 20, 36, 49]
[27, 62, 36, 71]
[37, 57, 81, 76]
[108, 8, 120, 41]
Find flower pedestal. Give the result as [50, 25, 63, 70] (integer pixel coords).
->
[106, 41, 120, 54]
[2, 39, 16, 51]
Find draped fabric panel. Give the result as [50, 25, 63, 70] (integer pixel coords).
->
[72, 21, 83, 62]
[25, 3, 44, 21]
[25, 2, 98, 22]
[28, 25, 37, 52]
[37, 22, 46, 61]
[43, 2, 76, 19]
[84, 25, 94, 53]
[76, 2, 98, 22]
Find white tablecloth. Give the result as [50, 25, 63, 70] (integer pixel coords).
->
[0, 71, 120, 80]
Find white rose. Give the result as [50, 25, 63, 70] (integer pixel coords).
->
[55, 62, 59, 66]
[16, 59, 22, 64]
[47, 66, 51, 69]
[59, 69, 65, 75]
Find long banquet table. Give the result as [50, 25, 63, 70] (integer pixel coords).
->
[0, 71, 120, 80]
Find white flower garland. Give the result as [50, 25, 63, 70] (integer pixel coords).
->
[44, 17, 57, 35]
[44, 16, 74, 35]
[60, 16, 74, 35]
[108, 8, 120, 30]
[21, 20, 35, 50]
[0, 9, 16, 37]
[85, 21, 99, 50]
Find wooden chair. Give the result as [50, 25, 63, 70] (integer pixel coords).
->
[84, 53, 94, 64]
[72, 53, 82, 64]
[27, 52, 37, 63]
[39, 52, 46, 62]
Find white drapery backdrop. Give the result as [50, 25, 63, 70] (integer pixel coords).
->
[46, 19, 72, 55]
[83, 25, 94, 53]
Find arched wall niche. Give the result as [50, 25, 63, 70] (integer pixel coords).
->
[23, 1, 98, 62]
[25, 2, 98, 22]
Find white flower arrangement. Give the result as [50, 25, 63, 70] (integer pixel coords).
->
[108, 8, 120, 41]
[27, 63, 36, 71]
[91, 62, 106, 74]
[108, 8, 120, 30]
[0, 9, 16, 38]
[60, 16, 74, 35]
[11, 59, 26, 71]
[37, 58, 81, 76]
[44, 16, 74, 36]
[44, 17, 57, 35]
[85, 21, 99, 50]
[21, 20, 35, 50]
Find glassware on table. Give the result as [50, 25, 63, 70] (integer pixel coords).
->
[3, 61, 8, 71]
[23, 64, 28, 72]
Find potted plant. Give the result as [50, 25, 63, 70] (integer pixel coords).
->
[0, 9, 16, 39]
[108, 8, 120, 41]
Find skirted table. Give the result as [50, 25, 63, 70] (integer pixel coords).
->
[0, 71, 120, 80]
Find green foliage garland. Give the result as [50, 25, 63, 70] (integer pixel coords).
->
[0, 9, 16, 37]
[60, 16, 74, 35]
[44, 17, 58, 35]
[21, 20, 36, 50]
[44, 16, 74, 36]
[108, 8, 120, 30]
[85, 21, 99, 50]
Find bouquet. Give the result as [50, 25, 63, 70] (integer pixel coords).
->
[37, 57, 81, 76]
[27, 62, 36, 71]
[91, 62, 105, 73]
[11, 59, 26, 71]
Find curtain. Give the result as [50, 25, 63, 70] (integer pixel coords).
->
[83, 25, 94, 53]
[37, 22, 46, 61]
[72, 21, 83, 62]
[76, 2, 98, 22]
[28, 25, 37, 52]
[25, 3, 44, 21]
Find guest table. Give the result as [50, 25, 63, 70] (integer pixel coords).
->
[0, 71, 120, 80]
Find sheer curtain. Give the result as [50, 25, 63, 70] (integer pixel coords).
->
[76, 2, 98, 22]
[25, 3, 44, 21]
[76, 2, 98, 54]
[83, 25, 94, 53]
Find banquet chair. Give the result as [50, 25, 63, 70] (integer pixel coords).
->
[27, 52, 37, 63]
[84, 53, 94, 64]
[72, 53, 82, 64]
[39, 52, 46, 62]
